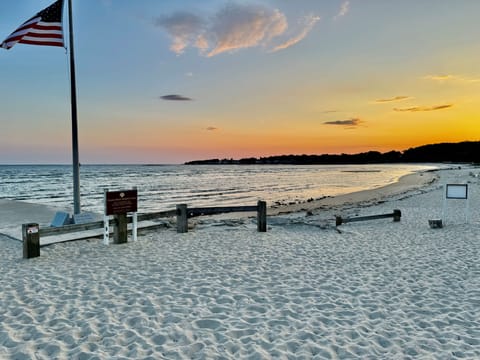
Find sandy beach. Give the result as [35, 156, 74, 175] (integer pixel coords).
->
[1, 166, 479, 359]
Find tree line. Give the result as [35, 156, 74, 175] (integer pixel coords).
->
[185, 141, 480, 165]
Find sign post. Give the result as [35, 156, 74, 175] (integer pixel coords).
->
[443, 184, 469, 225]
[22, 223, 40, 259]
[104, 189, 138, 244]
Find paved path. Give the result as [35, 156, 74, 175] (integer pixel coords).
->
[0, 199, 68, 240]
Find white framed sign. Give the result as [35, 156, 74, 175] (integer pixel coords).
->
[443, 184, 469, 225]
[446, 184, 468, 199]
[103, 187, 138, 245]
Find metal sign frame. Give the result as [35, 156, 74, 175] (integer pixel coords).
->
[446, 184, 468, 199]
[443, 184, 469, 225]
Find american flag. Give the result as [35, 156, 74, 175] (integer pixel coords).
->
[1, 0, 65, 50]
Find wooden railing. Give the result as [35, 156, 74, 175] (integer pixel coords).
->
[22, 201, 267, 259]
[176, 201, 267, 233]
[335, 209, 401, 226]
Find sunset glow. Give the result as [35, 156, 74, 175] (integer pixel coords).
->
[1, 0, 479, 164]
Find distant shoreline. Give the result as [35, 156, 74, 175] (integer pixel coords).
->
[185, 141, 480, 165]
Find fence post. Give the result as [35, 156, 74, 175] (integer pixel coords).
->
[177, 204, 188, 233]
[335, 216, 343, 226]
[393, 209, 401, 222]
[113, 214, 128, 244]
[257, 200, 267, 232]
[22, 223, 40, 259]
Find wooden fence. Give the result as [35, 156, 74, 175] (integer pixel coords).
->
[176, 201, 267, 233]
[335, 209, 401, 226]
[22, 201, 267, 259]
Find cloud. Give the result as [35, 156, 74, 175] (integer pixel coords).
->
[160, 94, 193, 101]
[321, 110, 339, 114]
[206, 4, 289, 57]
[154, 3, 320, 56]
[324, 118, 362, 128]
[393, 104, 453, 112]
[374, 96, 411, 103]
[424, 74, 480, 83]
[205, 126, 219, 131]
[269, 14, 320, 53]
[424, 74, 454, 81]
[154, 12, 205, 55]
[334, 1, 350, 20]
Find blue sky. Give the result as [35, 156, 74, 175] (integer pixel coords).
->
[1, 0, 479, 164]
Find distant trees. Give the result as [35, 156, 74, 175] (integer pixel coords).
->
[402, 142, 480, 163]
[185, 141, 480, 165]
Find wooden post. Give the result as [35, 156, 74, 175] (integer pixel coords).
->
[113, 214, 128, 244]
[257, 200, 267, 232]
[22, 223, 40, 259]
[335, 216, 343, 226]
[393, 209, 401, 222]
[177, 204, 188, 233]
[336, 210, 401, 226]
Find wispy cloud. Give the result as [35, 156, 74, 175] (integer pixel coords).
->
[269, 14, 320, 53]
[334, 1, 350, 20]
[154, 12, 205, 55]
[154, 3, 320, 57]
[205, 126, 219, 131]
[321, 110, 339, 114]
[374, 96, 411, 103]
[424, 74, 480, 83]
[160, 94, 193, 101]
[393, 104, 453, 112]
[324, 118, 362, 128]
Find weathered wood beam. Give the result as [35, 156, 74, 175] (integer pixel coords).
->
[336, 209, 401, 226]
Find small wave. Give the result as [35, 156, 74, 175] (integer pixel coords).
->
[0, 164, 435, 213]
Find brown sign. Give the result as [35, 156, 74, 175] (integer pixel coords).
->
[105, 189, 138, 215]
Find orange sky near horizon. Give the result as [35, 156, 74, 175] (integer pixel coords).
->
[1, 1, 479, 164]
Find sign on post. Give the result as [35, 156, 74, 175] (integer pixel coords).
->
[104, 189, 138, 244]
[106, 190, 138, 215]
[446, 184, 468, 199]
[23, 223, 40, 259]
[443, 184, 469, 225]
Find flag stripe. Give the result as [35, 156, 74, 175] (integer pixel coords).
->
[8, 27, 63, 40]
[2, 19, 42, 42]
[1, 0, 64, 50]
[18, 39, 64, 47]
[20, 33, 63, 39]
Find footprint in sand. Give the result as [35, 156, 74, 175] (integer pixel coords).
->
[193, 319, 222, 330]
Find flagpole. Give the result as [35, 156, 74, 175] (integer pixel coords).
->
[67, 0, 81, 214]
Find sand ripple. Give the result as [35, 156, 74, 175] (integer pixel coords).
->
[0, 168, 479, 359]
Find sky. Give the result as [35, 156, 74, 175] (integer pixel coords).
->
[0, 0, 479, 164]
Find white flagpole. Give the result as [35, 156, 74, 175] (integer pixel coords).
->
[67, 0, 81, 214]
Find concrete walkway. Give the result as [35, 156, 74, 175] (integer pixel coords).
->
[0, 199, 169, 245]
[0, 199, 68, 240]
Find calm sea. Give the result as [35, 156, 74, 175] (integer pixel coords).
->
[0, 164, 436, 214]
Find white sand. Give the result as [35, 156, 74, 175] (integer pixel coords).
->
[1, 166, 479, 359]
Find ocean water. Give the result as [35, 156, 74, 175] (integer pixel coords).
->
[0, 164, 436, 214]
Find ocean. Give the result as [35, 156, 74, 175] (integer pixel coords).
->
[0, 164, 437, 214]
